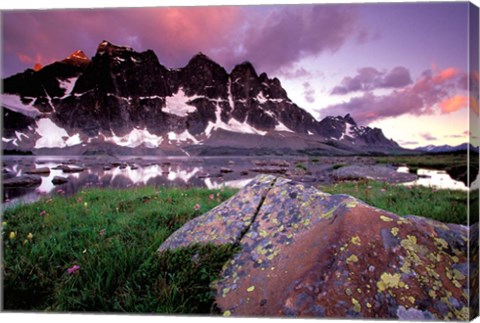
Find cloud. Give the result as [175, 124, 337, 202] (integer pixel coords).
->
[331, 66, 412, 95]
[225, 4, 365, 74]
[2, 6, 244, 76]
[320, 67, 466, 124]
[397, 140, 419, 146]
[3, 5, 367, 77]
[419, 132, 437, 141]
[445, 134, 465, 138]
[439, 95, 468, 113]
[302, 82, 316, 103]
[277, 67, 313, 79]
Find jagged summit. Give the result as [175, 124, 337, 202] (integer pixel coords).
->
[1, 40, 403, 155]
[62, 50, 91, 68]
[67, 50, 89, 61]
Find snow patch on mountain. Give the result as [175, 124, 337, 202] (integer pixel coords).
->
[1, 94, 41, 117]
[204, 104, 267, 137]
[340, 123, 354, 140]
[104, 128, 164, 148]
[167, 130, 199, 145]
[34, 118, 82, 148]
[274, 121, 294, 133]
[164, 88, 198, 117]
[58, 77, 78, 98]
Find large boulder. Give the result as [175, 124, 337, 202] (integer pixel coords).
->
[158, 175, 473, 320]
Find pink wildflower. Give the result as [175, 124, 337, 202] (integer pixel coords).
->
[209, 194, 214, 200]
[194, 203, 201, 211]
[381, 188, 387, 193]
[39, 210, 47, 216]
[77, 197, 83, 203]
[217, 192, 220, 197]
[67, 265, 80, 274]
[100, 229, 106, 237]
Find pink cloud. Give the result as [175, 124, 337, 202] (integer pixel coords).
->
[331, 66, 412, 95]
[439, 95, 468, 113]
[3, 7, 244, 76]
[320, 66, 466, 124]
[3, 5, 366, 77]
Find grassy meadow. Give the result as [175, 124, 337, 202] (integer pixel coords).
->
[2, 169, 476, 312]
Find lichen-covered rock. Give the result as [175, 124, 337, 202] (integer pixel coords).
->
[158, 175, 472, 320]
[158, 175, 276, 252]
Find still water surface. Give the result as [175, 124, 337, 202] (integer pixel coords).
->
[2, 156, 474, 209]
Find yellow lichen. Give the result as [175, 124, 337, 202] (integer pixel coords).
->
[380, 215, 393, 222]
[351, 298, 361, 312]
[223, 310, 232, 317]
[345, 200, 357, 208]
[407, 296, 415, 304]
[455, 307, 469, 320]
[247, 286, 255, 292]
[346, 254, 359, 264]
[434, 237, 449, 249]
[351, 236, 361, 245]
[453, 269, 466, 281]
[259, 230, 269, 238]
[391, 227, 399, 236]
[377, 272, 401, 291]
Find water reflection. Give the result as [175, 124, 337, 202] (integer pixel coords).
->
[398, 167, 469, 191]
[2, 156, 258, 208]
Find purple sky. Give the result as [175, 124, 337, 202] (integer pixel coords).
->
[1, 1, 477, 147]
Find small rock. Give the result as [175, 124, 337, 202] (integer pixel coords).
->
[62, 166, 85, 173]
[51, 176, 68, 185]
[220, 168, 234, 173]
[26, 167, 50, 175]
[3, 175, 42, 187]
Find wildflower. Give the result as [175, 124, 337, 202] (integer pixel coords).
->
[1, 221, 7, 227]
[39, 210, 47, 216]
[84, 202, 88, 207]
[67, 265, 81, 274]
[100, 228, 106, 237]
[381, 188, 387, 193]
[9, 231, 16, 240]
[27, 233, 33, 241]
[194, 203, 201, 211]
[77, 197, 83, 203]
[217, 192, 220, 197]
[209, 194, 214, 200]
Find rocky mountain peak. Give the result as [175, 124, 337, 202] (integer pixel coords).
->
[96, 40, 133, 56]
[62, 50, 91, 68]
[343, 113, 357, 126]
[2, 40, 403, 155]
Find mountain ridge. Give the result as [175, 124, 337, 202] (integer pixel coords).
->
[2, 40, 403, 156]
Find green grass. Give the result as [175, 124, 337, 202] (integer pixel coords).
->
[2, 186, 238, 312]
[319, 179, 476, 225]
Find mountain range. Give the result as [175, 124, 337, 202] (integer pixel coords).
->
[2, 40, 403, 156]
[414, 143, 479, 153]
